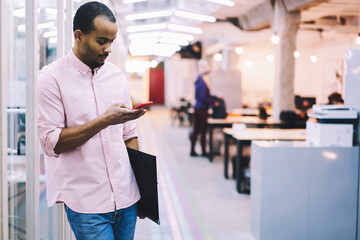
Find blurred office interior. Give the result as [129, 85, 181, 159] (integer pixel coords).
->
[1, 0, 360, 239]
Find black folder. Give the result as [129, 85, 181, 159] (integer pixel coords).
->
[127, 148, 160, 225]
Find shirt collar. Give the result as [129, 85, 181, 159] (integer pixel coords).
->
[68, 50, 102, 76]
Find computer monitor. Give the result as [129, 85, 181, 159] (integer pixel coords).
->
[295, 95, 316, 110]
[179, 41, 202, 59]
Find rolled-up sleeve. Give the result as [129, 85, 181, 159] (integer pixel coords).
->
[38, 71, 64, 156]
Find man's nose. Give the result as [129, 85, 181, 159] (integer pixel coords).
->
[104, 44, 112, 53]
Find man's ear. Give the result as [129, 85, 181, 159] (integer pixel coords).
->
[74, 30, 82, 42]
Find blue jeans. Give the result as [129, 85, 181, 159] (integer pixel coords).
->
[64, 204, 137, 240]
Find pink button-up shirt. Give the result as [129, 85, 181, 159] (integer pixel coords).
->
[38, 50, 140, 213]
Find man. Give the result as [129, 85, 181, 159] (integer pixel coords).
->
[38, 2, 145, 239]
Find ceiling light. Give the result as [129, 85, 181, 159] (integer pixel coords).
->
[129, 31, 191, 46]
[17, 24, 25, 32]
[356, 33, 360, 45]
[174, 10, 216, 23]
[159, 37, 189, 46]
[310, 55, 318, 63]
[13, 7, 42, 18]
[128, 31, 162, 40]
[125, 10, 172, 21]
[38, 21, 55, 30]
[125, 60, 150, 73]
[150, 60, 158, 68]
[130, 38, 158, 46]
[154, 43, 181, 52]
[123, 0, 148, 4]
[45, 8, 57, 15]
[152, 49, 176, 57]
[126, 23, 167, 33]
[294, 51, 300, 58]
[246, 61, 254, 68]
[271, 34, 280, 44]
[161, 31, 194, 41]
[48, 37, 57, 44]
[129, 47, 153, 57]
[152, 43, 180, 57]
[18, 21, 56, 32]
[13, 8, 25, 18]
[214, 53, 222, 61]
[129, 43, 180, 57]
[235, 46, 244, 55]
[267, 54, 274, 62]
[43, 31, 57, 38]
[168, 24, 202, 34]
[207, 0, 235, 7]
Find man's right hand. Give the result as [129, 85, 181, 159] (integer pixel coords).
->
[102, 103, 146, 126]
[54, 103, 146, 154]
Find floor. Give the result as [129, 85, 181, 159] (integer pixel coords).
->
[134, 107, 255, 240]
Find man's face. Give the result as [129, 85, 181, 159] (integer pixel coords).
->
[77, 17, 117, 69]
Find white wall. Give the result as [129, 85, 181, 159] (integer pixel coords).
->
[207, 37, 358, 108]
[167, 54, 198, 107]
[230, 42, 275, 108]
[128, 70, 150, 103]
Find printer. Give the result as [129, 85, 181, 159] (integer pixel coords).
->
[306, 105, 358, 147]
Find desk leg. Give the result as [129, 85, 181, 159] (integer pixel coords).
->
[208, 126, 214, 162]
[224, 133, 229, 179]
[236, 140, 251, 194]
[236, 140, 243, 193]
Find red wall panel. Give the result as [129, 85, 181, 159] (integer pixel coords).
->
[149, 68, 164, 105]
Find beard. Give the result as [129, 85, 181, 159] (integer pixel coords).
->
[82, 40, 108, 69]
[91, 54, 108, 68]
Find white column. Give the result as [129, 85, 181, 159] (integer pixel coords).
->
[0, 0, 9, 238]
[221, 45, 230, 71]
[55, 1, 68, 238]
[57, 0, 65, 58]
[25, 0, 39, 238]
[65, 0, 73, 53]
[272, 1, 300, 120]
[63, 3, 76, 238]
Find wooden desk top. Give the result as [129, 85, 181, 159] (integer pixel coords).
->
[223, 128, 306, 141]
[208, 116, 274, 125]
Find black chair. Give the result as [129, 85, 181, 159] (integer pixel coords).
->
[211, 97, 227, 119]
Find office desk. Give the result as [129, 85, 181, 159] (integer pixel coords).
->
[207, 116, 305, 162]
[223, 128, 306, 193]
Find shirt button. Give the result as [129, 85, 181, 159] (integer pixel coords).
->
[107, 159, 111, 162]
[103, 139, 107, 142]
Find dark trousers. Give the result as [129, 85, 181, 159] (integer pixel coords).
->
[190, 109, 208, 154]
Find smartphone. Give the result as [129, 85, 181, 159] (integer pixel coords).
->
[132, 101, 153, 110]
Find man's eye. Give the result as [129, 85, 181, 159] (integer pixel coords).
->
[97, 40, 106, 45]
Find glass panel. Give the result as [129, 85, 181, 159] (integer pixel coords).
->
[38, 0, 59, 239]
[7, 0, 27, 239]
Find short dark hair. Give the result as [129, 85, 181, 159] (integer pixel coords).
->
[328, 92, 344, 104]
[73, 1, 116, 34]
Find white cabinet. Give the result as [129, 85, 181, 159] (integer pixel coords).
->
[251, 141, 359, 240]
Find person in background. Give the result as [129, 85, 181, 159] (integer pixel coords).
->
[190, 59, 219, 157]
[328, 92, 344, 105]
[38, 2, 146, 239]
